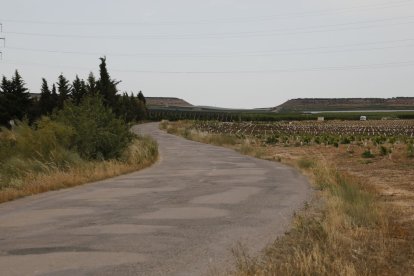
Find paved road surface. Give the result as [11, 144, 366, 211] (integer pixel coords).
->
[0, 123, 310, 275]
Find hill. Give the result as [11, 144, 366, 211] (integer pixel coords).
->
[146, 97, 193, 107]
[273, 97, 414, 113]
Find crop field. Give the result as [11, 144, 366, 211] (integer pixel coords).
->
[192, 120, 414, 146]
[162, 119, 414, 275]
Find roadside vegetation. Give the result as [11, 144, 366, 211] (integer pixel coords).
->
[0, 58, 158, 203]
[161, 120, 414, 275]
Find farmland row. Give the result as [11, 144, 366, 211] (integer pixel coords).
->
[193, 120, 414, 138]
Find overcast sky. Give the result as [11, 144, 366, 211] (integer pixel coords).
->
[0, 0, 413, 108]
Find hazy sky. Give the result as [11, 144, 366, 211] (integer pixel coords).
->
[0, 0, 413, 108]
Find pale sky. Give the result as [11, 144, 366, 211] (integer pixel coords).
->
[0, 0, 413, 108]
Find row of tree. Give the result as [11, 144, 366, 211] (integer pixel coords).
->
[0, 57, 147, 126]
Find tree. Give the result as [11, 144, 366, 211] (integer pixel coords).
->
[51, 84, 59, 110]
[136, 91, 148, 120]
[137, 91, 146, 105]
[54, 95, 133, 160]
[38, 78, 55, 115]
[0, 71, 32, 125]
[72, 75, 87, 105]
[57, 74, 71, 108]
[97, 57, 120, 109]
[85, 72, 98, 96]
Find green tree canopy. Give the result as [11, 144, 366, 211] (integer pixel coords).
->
[0, 70, 32, 125]
[38, 78, 56, 115]
[72, 75, 87, 105]
[57, 74, 71, 108]
[54, 95, 133, 160]
[97, 57, 120, 109]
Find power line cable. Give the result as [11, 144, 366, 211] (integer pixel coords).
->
[5, 39, 414, 58]
[1, 0, 413, 26]
[2, 60, 414, 74]
[4, 15, 414, 40]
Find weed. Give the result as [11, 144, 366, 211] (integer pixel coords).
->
[379, 145, 391, 156]
[407, 143, 414, 158]
[361, 150, 374, 158]
[297, 158, 315, 170]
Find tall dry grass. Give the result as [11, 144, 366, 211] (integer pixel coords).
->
[161, 120, 239, 146]
[229, 159, 396, 276]
[0, 135, 158, 203]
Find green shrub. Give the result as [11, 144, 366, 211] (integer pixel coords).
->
[407, 143, 414, 158]
[55, 96, 133, 160]
[362, 150, 374, 158]
[266, 135, 279, 144]
[340, 137, 351, 144]
[379, 146, 391, 156]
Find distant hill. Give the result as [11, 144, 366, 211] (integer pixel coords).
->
[146, 97, 193, 107]
[272, 97, 414, 113]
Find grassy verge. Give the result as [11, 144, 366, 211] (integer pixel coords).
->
[162, 120, 414, 275]
[0, 134, 158, 203]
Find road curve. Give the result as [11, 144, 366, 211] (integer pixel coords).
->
[0, 123, 310, 275]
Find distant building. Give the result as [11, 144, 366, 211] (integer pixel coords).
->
[317, 117, 325, 121]
[360, 116, 367, 121]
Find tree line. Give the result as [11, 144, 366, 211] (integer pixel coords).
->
[0, 57, 147, 126]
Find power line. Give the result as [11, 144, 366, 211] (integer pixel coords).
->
[4, 15, 414, 40]
[2, 59, 414, 74]
[1, 0, 413, 26]
[5, 39, 414, 58]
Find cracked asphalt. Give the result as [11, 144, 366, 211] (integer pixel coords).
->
[0, 123, 310, 275]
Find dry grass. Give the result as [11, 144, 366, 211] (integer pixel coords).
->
[161, 120, 239, 146]
[0, 136, 158, 203]
[230, 161, 396, 276]
[163, 120, 414, 276]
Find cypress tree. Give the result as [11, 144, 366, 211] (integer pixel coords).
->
[51, 84, 59, 110]
[86, 72, 98, 96]
[136, 91, 148, 120]
[39, 78, 53, 115]
[72, 75, 87, 105]
[137, 91, 146, 105]
[57, 74, 71, 108]
[97, 57, 120, 109]
[0, 71, 32, 125]
[0, 76, 11, 125]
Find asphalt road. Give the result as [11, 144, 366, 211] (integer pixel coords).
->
[0, 123, 310, 275]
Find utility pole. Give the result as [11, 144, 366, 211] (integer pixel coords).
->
[0, 23, 5, 59]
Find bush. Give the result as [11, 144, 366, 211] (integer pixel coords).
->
[362, 150, 374, 158]
[407, 143, 414, 158]
[340, 137, 351, 144]
[0, 119, 78, 164]
[55, 96, 133, 160]
[266, 135, 278, 144]
[0, 119, 81, 189]
[379, 146, 391, 156]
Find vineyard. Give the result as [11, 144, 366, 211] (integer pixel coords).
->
[148, 109, 414, 122]
[192, 120, 414, 146]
